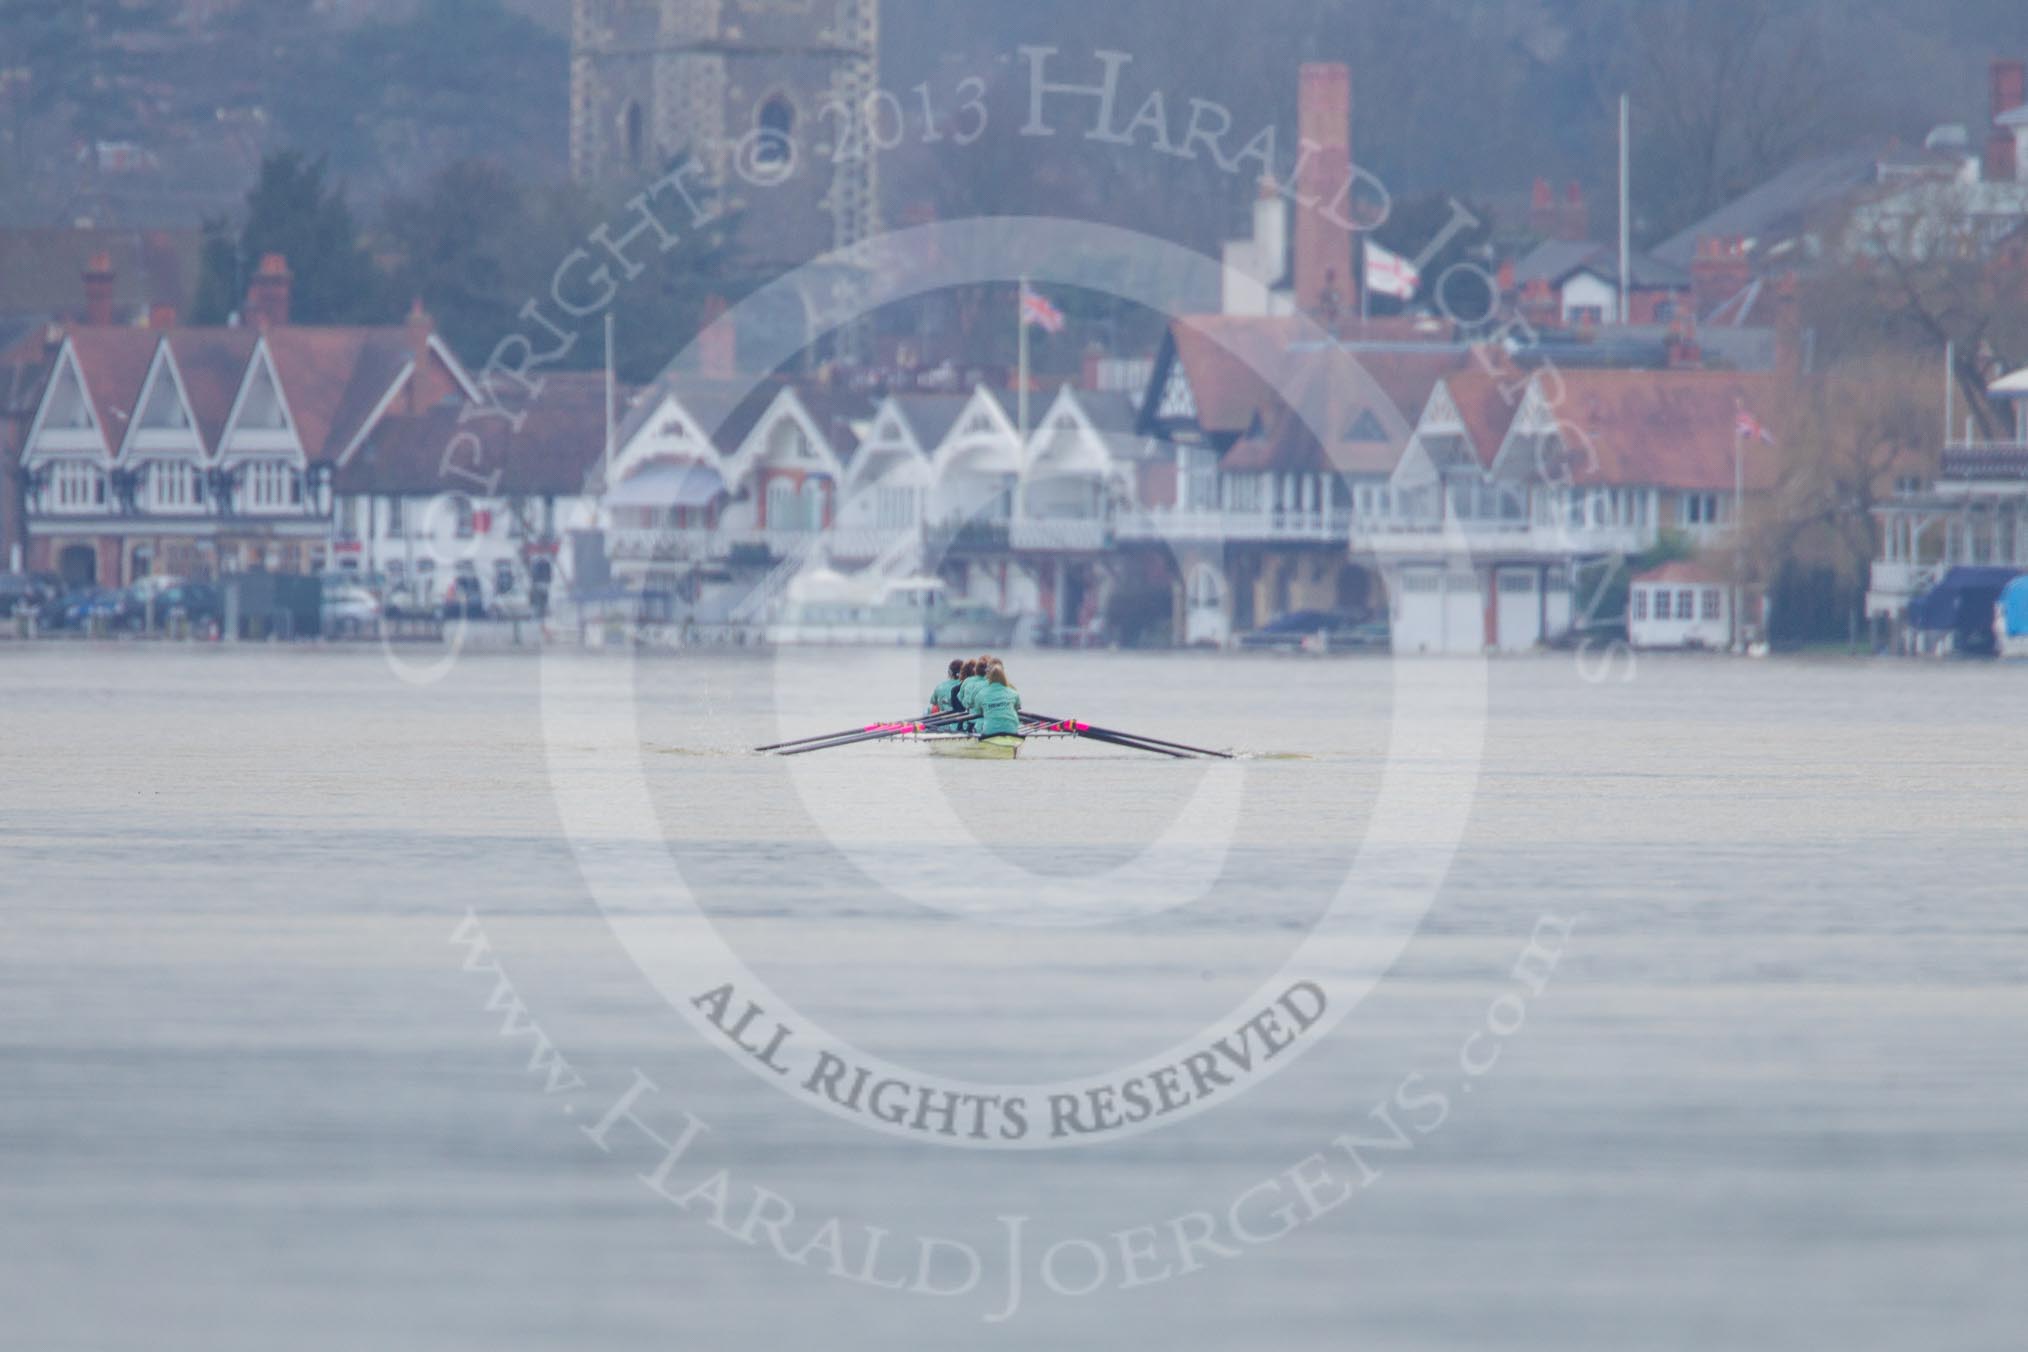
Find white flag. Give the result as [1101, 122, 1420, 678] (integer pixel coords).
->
[1364, 240, 1420, 300]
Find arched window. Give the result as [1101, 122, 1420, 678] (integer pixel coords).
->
[755, 95, 794, 167]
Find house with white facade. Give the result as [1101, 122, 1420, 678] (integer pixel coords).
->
[17, 258, 474, 589]
[1374, 365, 1778, 654]
[1629, 561, 1735, 649]
[332, 372, 609, 614]
[1870, 362, 2028, 648]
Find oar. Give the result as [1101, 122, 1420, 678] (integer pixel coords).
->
[1021, 712, 1233, 759]
[1018, 714, 1194, 759]
[777, 713, 970, 757]
[758, 709, 968, 753]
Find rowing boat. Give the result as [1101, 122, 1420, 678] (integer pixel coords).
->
[921, 732, 1026, 760]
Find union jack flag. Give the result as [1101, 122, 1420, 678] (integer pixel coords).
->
[1020, 285, 1066, 334]
[1735, 400, 1775, 445]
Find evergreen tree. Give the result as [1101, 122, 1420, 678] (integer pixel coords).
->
[197, 152, 392, 325]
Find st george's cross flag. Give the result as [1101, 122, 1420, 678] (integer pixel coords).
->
[1363, 239, 1421, 301]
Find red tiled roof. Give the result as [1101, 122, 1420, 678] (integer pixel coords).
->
[1222, 346, 1464, 476]
[1635, 560, 1727, 586]
[1547, 369, 1780, 491]
[162, 329, 259, 450]
[1169, 315, 1465, 447]
[63, 328, 159, 448]
[265, 327, 419, 459]
[1435, 367, 1527, 468]
[338, 372, 613, 496]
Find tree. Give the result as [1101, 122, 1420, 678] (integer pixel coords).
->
[1758, 352, 1944, 632]
[1816, 190, 2028, 439]
[380, 157, 743, 385]
[197, 152, 391, 325]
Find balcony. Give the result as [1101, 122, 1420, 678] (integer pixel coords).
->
[1009, 517, 1110, 551]
[1114, 508, 1352, 545]
[1940, 443, 2028, 483]
[1357, 519, 1655, 560]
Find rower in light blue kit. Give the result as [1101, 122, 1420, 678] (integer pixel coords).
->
[954, 656, 992, 730]
[974, 662, 1023, 738]
[929, 658, 965, 715]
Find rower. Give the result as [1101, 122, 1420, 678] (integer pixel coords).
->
[974, 662, 1023, 739]
[954, 658, 989, 730]
[929, 658, 964, 715]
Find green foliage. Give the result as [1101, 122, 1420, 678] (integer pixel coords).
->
[381, 157, 743, 385]
[200, 152, 391, 325]
[1105, 583, 1175, 649]
[1769, 560, 1860, 646]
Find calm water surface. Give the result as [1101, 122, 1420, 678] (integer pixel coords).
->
[2, 644, 2023, 1349]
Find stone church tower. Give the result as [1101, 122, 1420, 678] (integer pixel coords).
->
[569, 0, 878, 270]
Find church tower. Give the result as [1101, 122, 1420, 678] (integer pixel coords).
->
[570, 0, 879, 271]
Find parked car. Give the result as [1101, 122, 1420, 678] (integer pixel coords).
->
[150, 582, 222, 629]
[1238, 609, 1378, 651]
[322, 584, 382, 635]
[0, 573, 61, 620]
[54, 588, 124, 631]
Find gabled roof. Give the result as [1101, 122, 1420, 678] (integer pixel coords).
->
[262, 328, 420, 459]
[1653, 150, 1879, 267]
[793, 386, 875, 464]
[1513, 240, 1690, 290]
[161, 330, 260, 450]
[1540, 370, 1781, 491]
[887, 393, 970, 450]
[61, 329, 158, 448]
[616, 374, 784, 459]
[338, 373, 612, 496]
[1222, 347, 1464, 476]
[1436, 369, 1525, 469]
[1635, 560, 1726, 586]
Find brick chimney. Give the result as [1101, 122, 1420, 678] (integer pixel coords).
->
[1988, 58, 2025, 182]
[1560, 181, 1589, 242]
[1665, 313, 1702, 369]
[1690, 236, 1751, 321]
[1771, 271, 1802, 384]
[404, 298, 452, 412]
[1496, 257, 1516, 297]
[244, 253, 293, 329]
[698, 295, 736, 379]
[1293, 62, 1356, 320]
[1528, 178, 1556, 239]
[82, 252, 116, 326]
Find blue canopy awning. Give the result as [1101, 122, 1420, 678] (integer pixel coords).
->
[1910, 566, 2022, 632]
[606, 462, 723, 509]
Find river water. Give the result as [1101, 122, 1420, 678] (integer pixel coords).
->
[2, 644, 2023, 1349]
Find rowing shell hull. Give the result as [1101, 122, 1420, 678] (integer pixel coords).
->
[923, 733, 1023, 760]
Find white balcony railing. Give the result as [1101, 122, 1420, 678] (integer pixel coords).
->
[1009, 517, 1110, 551]
[1113, 508, 1353, 544]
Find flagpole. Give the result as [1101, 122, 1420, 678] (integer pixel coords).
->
[1359, 242, 1370, 323]
[1017, 276, 1030, 444]
[604, 310, 616, 489]
[1733, 424, 1745, 653]
[1619, 93, 1632, 327]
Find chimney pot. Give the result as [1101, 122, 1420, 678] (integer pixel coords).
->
[245, 252, 293, 329]
[82, 251, 117, 326]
